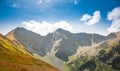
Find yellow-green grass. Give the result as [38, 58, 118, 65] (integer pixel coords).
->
[0, 34, 60, 71]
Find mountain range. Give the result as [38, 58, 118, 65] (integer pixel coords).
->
[0, 27, 120, 71]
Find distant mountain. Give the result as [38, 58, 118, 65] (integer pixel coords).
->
[0, 33, 60, 71]
[6, 27, 115, 61]
[6, 27, 47, 56]
[68, 32, 120, 71]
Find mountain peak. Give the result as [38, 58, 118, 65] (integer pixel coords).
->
[55, 28, 71, 35]
[15, 27, 24, 30]
[55, 28, 66, 32]
[13, 27, 28, 32]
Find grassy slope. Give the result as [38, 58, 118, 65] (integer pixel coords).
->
[0, 34, 60, 71]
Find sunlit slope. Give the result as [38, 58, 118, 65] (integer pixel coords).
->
[68, 32, 120, 71]
[0, 34, 60, 71]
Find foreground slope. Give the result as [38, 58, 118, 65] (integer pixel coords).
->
[0, 33, 59, 71]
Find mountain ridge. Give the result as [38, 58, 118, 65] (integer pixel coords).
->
[6, 27, 117, 61]
[6, 27, 120, 71]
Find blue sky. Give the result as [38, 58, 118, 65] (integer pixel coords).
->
[0, 0, 120, 35]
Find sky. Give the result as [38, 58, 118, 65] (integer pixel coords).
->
[0, 0, 120, 36]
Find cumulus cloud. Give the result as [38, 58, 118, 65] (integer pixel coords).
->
[22, 20, 72, 36]
[80, 11, 101, 25]
[107, 7, 120, 33]
[80, 14, 91, 21]
[107, 7, 120, 20]
[107, 20, 120, 32]
[87, 11, 101, 25]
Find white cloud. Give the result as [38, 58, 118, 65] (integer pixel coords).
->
[74, 0, 78, 4]
[87, 11, 101, 25]
[107, 7, 120, 20]
[80, 14, 91, 21]
[80, 11, 101, 25]
[12, 4, 17, 7]
[107, 7, 120, 33]
[22, 20, 72, 36]
[107, 19, 120, 32]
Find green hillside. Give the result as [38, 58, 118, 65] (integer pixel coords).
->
[0, 34, 60, 71]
